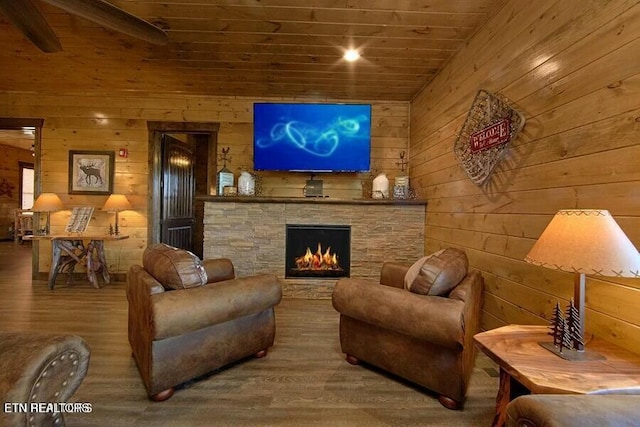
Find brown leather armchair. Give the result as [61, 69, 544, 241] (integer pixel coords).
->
[0, 332, 91, 427]
[332, 248, 484, 410]
[506, 393, 640, 427]
[127, 244, 282, 401]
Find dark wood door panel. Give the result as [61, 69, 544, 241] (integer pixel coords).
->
[161, 135, 195, 252]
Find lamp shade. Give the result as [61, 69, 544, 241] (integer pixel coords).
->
[525, 209, 640, 278]
[32, 193, 64, 212]
[102, 194, 132, 212]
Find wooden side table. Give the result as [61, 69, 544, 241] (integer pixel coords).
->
[474, 325, 640, 427]
[27, 234, 129, 289]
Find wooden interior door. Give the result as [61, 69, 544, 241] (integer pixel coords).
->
[148, 122, 219, 259]
[160, 134, 195, 252]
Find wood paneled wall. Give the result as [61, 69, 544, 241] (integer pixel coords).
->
[0, 95, 407, 274]
[0, 144, 33, 239]
[409, 0, 640, 352]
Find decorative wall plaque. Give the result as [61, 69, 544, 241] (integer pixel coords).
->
[453, 90, 525, 186]
[65, 207, 94, 233]
[0, 177, 15, 197]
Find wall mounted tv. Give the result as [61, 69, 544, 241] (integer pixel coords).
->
[253, 103, 372, 172]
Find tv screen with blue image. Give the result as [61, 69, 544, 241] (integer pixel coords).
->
[253, 103, 372, 172]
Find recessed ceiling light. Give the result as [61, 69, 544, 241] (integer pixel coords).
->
[343, 49, 360, 62]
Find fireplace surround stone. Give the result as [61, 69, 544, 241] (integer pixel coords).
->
[201, 197, 427, 298]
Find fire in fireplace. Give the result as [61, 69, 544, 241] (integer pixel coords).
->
[294, 242, 343, 272]
[285, 224, 351, 279]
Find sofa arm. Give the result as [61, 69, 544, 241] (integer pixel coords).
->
[332, 278, 465, 349]
[152, 274, 282, 340]
[202, 258, 235, 283]
[127, 265, 165, 297]
[0, 332, 91, 427]
[379, 262, 410, 289]
[506, 394, 640, 427]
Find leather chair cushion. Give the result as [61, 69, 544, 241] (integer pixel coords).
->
[143, 243, 207, 290]
[405, 248, 468, 296]
[404, 249, 444, 289]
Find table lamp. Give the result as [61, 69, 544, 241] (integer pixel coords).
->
[102, 194, 131, 235]
[525, 209, 640, 360]
[32, 193, 64, 235]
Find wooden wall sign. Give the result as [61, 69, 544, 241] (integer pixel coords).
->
[454, 90, 525, 185]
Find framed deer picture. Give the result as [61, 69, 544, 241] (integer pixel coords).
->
[68, 150, 115, 195]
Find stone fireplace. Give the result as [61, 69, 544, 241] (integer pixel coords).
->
[285, 224, 351, 279]
[201, 197, 426, 297]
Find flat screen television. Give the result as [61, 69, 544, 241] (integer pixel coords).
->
[253, 103, 371, 172]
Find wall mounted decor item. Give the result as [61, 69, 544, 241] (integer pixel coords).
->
[0, 177, 15, 197]
[68, 151, 115, 195]
[453, 90, 526, 186]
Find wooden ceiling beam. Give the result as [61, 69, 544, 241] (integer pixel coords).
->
[0, 0, 62, 52]
[41, 0, 168, 45]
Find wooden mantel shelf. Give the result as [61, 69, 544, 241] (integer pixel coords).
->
[197, 195, 427, 206]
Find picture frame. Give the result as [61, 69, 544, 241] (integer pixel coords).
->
[68, 150, 115, 195]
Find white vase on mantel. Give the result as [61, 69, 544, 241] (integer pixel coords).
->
[238, 171, 255, 196]
[372, 173, 389, 199]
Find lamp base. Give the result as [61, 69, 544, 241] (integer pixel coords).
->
[539, 342, 606, 361]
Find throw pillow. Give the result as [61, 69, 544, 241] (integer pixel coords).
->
[142, 243, 207, 290]
[404, 249, 445, 290]
[406, 248, 468, 296]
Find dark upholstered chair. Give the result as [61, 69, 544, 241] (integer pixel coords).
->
[332, 248, 484, 410]
[127, 244, 282, 401]
[0, 332, 91, 427]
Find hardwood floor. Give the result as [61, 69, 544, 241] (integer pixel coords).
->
[0, 242, 498, 426]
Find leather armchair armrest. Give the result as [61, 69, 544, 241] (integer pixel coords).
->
[506, 394, 640, 427]
[0, 332, 90, 427]
[127, 265, 165, 297]
[152, 274, 282, 340]
[379, 261, 410, 289]
[126, 266, 164, 361]
[332, 278, 465, 349]
[202, 258, 235, 283]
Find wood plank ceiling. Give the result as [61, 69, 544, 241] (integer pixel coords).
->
[0, 0, 506, 101]
[0, 130, 35, 151]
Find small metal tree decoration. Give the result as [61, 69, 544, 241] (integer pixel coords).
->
[565, 298, 585, 350]
[548, 302, 564, 347]
[541, 299, 600, 361]
[546, 303, 573, 354]
[559, 316, 573, 353]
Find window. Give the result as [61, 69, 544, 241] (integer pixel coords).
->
[19, 162, 34, 209]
